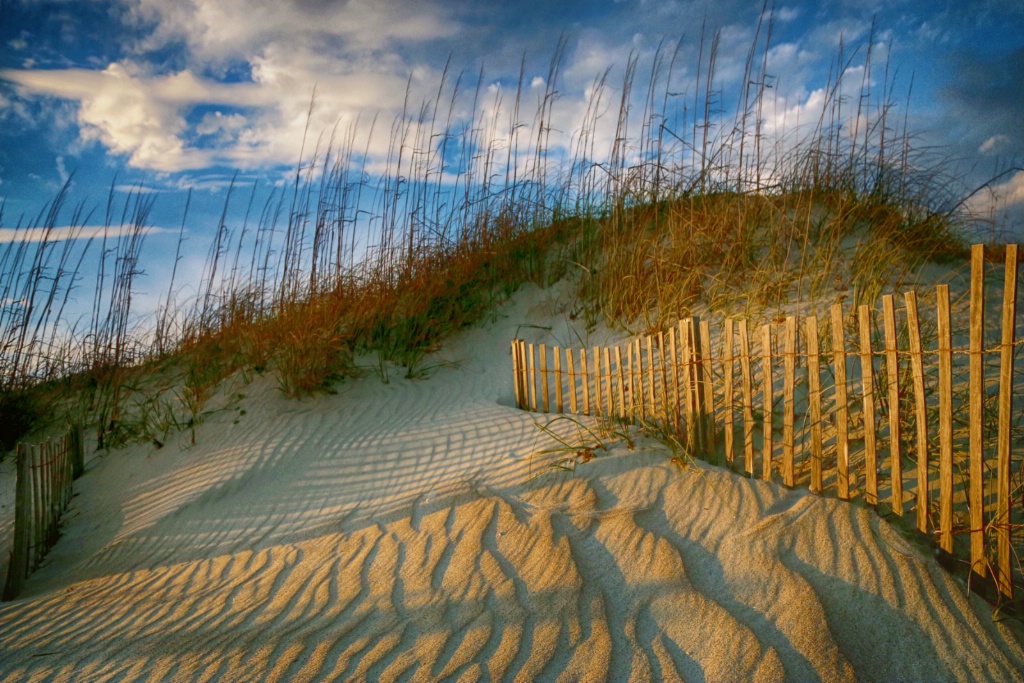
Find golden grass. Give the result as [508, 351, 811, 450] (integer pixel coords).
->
[0, 15, 984, 454]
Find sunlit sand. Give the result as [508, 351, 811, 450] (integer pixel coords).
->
[1, 280, 1022, 682]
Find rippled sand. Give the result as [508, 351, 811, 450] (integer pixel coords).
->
[1, 283, 1022, 682]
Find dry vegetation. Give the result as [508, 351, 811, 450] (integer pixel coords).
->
[0, 20, 978, 457]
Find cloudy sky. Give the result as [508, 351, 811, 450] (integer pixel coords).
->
[1, 0, 1023, 254]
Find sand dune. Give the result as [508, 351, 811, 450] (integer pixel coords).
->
[1, 282, 1023, 682]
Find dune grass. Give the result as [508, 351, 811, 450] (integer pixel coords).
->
[0, 17, 981, 456]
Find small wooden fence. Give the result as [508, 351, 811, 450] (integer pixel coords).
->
[2, 424, 84, 600]
[511, 244, 1022, 601]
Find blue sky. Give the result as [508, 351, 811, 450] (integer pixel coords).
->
[1, 0, 1023, 317]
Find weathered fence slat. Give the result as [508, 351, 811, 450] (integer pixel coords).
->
[512, 341, 522, 408]
[602, 348, 610, 417]
[580, 349, 590, 416]
[936, 284, 954, 554]
[634, 338, 645, 422]
[806, 314, 823, 494]
[699, 319, 715, 460]
[658, 332, 669, 427]
[528, 343, 538, 412]
[520, 341, 529, 410]
[616, 345, 626, 420]
[761, 324, 773, 481]
[592, 347, 602, 417]
[883, 295, 903, 516]
[680, 322, 694, 448]
[32, 445, 43, 567]
[783, 316, 796, 488]
[669, 328, 681, 433]
[646, 336, 657, 421]
[997, 244, 1018, 599]
[69, 424, 84, 479]
[723, 320, 735, 469]
[832, 303, 850, 500]
[969, 245, 985, 578]
[691, 318, 709, 457]
[540, 344, 550, 413]
[554, 346, 564, 413]
[739, 319, 755, 478]
[859, 305, 878, 507]
[567, 348, 578, 414]
[905, 290, 929, 535]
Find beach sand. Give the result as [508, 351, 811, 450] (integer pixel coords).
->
[1, 281, 1023, 682]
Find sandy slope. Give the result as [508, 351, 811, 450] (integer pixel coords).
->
[1, 281, 1022, 682]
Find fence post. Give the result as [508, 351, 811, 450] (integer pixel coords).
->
[738, 319, 755, 478]
[692, 317, 710, 458]
[659, 332, 670, 428]
[567, 348, 578, 414]
[783, 316, 797, 488]
[539, 344, 549, 414]
[859, 305, 878, 506]
[679, 322, 693, 449]
[723, 319, 735, 470]
[968, 245, 985, 579]
[882, 295, 903, 516]
[634, 338, 646, 423]
[603, 347, 614, 420]
[615, 346, 626, 421]
[63, 434, 72, 510]
[936, 284, 954, 555]
[520, 339, 528, 409]
[31, 445, 43, 568]
[580, 348, 590, 416]
[668, 328, 681, 433]
[528, 343, 538, 412]
[646, 336, 657, 424]
[2, 444, 31, 601]
[996, 244, 1018, 600]
[761, 324, 774, 481]
[806, 315, 823, 494]
[512, 340, 522, 409]
[699, 319, 716, 462]
[905, 290, 929, 535]
[832, 303, 850, 500]
[554, 346, 564, 414]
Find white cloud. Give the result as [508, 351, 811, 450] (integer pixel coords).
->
[196, 111, 247, 137]
[56, 155, 69, 185]
[965, 169, 1024, 229]
[0, 224, 174, 244]
[0, 0, 459, 175]
[775, 6, 800, 22]
[0, 0, 927, 200]
[990, 170, 1024, 208]
[979, 134, 1011, 155]
[114, 184, 161, 194]
[1, 62, 275, 171]
[122, 0, 458, 64]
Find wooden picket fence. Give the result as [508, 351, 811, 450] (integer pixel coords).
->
[2, 424, 84, 600]
[511, 244, 1022, 601]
